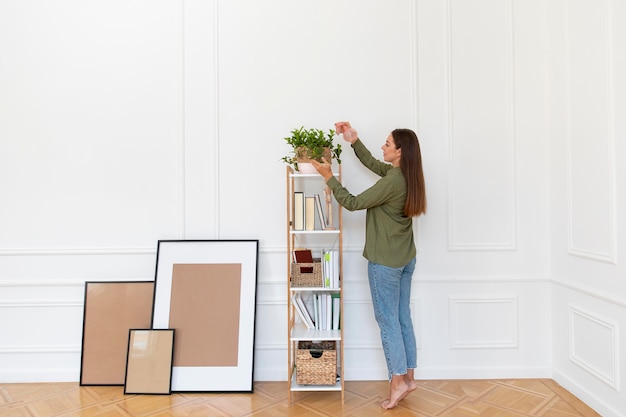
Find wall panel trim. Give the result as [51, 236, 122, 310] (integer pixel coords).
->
[564, 0, 617, 264]
[553, 278, 626, 309]
[0, 300, 82, 308]
[0, 247, 156, 256]
[0, 345, 80, 354]
[569, 305, 620, 390]
[449, 296, 519, 349]
[445, 0, 518, 251]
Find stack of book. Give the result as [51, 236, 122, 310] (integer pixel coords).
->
[291, 292, 340, 331]
[293, 192, 330, 231]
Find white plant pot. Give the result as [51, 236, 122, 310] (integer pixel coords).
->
[296, 162, 317, 174]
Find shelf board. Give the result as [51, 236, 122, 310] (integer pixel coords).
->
[290, 326, 341, 341]
[289, 172, 340, 178]
[290, 373, 342, 392]
[290, 229, 340, 235]
[290, 287, 341, 292]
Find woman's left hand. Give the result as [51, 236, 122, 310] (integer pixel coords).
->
[311, 158, 333, 181]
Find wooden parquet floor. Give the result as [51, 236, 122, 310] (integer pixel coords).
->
[0, 379, 600, 417]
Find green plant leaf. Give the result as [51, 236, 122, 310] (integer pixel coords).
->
[281, 126, 342, 167]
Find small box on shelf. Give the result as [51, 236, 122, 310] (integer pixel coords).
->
[291, 262, 323, 287]
[296, 341, 337, 385]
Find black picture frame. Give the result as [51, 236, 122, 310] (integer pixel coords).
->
[79, 281, 154, 385]
[124, 329, 175, 395]
[151, 240, 259, 392]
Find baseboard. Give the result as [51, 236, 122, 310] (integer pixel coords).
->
[0, 370, 79, 384]
[552, 369, 623, 417]
[414, 367, 553, 380]
[254, 367, 553, 383]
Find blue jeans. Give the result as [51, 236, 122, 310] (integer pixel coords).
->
[368, 257, 417, 379]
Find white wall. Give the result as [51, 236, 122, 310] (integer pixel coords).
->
[0, 1, 622, 415]
[547, 1, 626, 416]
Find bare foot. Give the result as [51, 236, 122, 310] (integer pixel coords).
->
[381, 376, 410, 409]
[398, 378, 417, 402]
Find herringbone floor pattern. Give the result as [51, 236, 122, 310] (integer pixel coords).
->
[0, 379, 600, 416]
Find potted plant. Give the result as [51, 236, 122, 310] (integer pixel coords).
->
[281, 126, 342, 173]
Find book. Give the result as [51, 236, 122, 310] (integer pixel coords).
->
[314, 193, 327, 229]
[296, 294, 315, 329]
[322, 249, 331, 288]
[293, 192, 304, 231]
[291, 294, 314, 329]
[325, 293, 332, 331]
[313, 294, 321, 330]
[321, 249, 339, 288]
[293, 248, 313, 273]
[332, 293, 341, 330]
[305, 196, 315, 230]
[318, 294, 326, 330]
[291, 294, 305, 325]
[332, 249, 340, 289]
[299, 293, 316, 327]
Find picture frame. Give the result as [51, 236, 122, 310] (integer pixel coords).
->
[80, 281, 155, 385]
[124, 329, 175, 395]
[151, 240, 259, 392]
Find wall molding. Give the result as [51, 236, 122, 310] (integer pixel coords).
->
[0, 345, 80, 354]
[0, 247, 157, 256]
[0, 273, 552, 288]
[182, 0, 221, 238]
[0, 300, 82, 308]
[569, 305, 620, 390]
[415, 274, 550, 284]
[410, 0, 419, 132]
[552, 369, 621, 417]
[175, 0, 186, 238]
[0, 241, 284, 257]
[564, 0, 617, 265]
[553, 278, 626, 309]
[416, 366, 551, 381]
[211, 0, 221, 237]
[0, 280, 87, 288]
[449, 296, 519, 349]
[445, 0, 517, 251]
[247, 365, 553, 383]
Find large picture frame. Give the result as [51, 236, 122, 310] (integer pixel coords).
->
[80, 281, 154, 385]
[151, 240, 259, 392]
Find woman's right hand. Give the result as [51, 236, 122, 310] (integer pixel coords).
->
[311, 158, 333, 181]
[334, 121, 358, 144]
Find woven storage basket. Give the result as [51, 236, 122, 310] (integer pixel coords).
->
[290, 261, 323, 287]
[296, 341, 337, 385]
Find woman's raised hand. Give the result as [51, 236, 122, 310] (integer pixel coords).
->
[334, 121, 358, 144]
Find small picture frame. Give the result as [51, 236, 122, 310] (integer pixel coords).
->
[124, 329, 175, 395]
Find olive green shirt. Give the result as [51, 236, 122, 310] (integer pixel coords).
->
[326, 139, 416, 268]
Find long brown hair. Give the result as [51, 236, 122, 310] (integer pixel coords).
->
[391, 128, 427, 217]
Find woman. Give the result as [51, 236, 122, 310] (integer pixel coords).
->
[311, 121, 426, 410]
